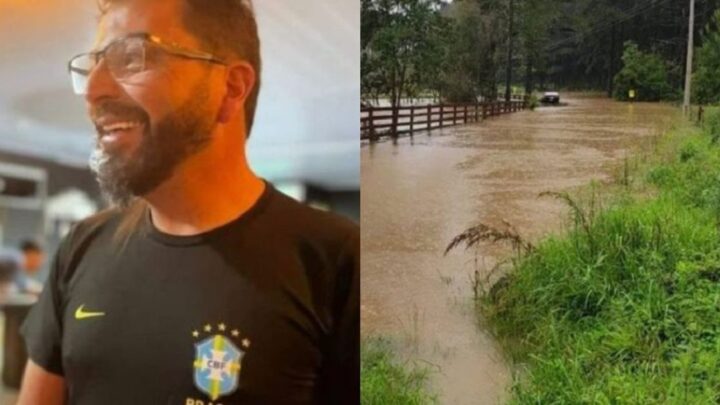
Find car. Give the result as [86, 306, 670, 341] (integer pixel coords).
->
[540, 91, 560, 104]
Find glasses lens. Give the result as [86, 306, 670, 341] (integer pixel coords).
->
[69, 54, 94, 95]
[106, 37, 146, 81]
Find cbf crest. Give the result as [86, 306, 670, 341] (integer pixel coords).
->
[191, 323, 251, 401]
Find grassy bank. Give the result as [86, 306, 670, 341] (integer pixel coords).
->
[361, 338, 436, 404]
[479, 108, 720, 403]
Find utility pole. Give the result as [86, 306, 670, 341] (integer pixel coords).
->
[505, 0, 514, 102]
[683, 0, 695, 116]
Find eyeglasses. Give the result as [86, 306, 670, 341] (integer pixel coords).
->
[68, 32, 227, 95]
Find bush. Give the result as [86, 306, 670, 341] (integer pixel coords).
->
[613, 41, 674, 102]
[704, 108, 720, 143]
[528, 93, 540, 111]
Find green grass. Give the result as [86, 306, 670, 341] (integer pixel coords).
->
[479, 108, 720, 403]
[361, 338, 436, 404]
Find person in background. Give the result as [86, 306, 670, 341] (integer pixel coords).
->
[0, 240, 44, 297]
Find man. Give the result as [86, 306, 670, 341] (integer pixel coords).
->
[18, 1, 359, 404]
[0, 240, 45, 297]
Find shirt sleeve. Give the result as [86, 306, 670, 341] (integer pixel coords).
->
[319, 228, 360, 405]
[20, 237, 70, 376]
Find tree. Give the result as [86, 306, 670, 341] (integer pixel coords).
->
[440, 0, 503, 102]
[542, 0, 720, 93]
[612, 41, 673, 101]
[694, 9, 720, 105]
[360, 0, 448, 108]
[516, 0, 560, 94]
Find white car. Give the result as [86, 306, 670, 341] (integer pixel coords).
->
[540, 91, 560, 104]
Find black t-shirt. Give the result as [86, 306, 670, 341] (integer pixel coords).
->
[21, 183, 359, 405]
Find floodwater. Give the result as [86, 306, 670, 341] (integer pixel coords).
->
[361, 94, 679, 404]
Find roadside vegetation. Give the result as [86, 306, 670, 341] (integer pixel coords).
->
[361, 338, 436, 405]
[612, 41, 675, 101]
[613, 10, 720, 104]
[455, 108, 720, 403]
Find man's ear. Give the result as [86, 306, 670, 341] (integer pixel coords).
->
[217, 62, 256, 124]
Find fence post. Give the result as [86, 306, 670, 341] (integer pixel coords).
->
[464, 105, 468, 124]
[391, 105, 398, 138]
[452, 105, 457, 125]
[368, 107, 375, 140]
[427, 104, 432, 131]
[439, 104, 444, 128]
[410, 106, 415, 134]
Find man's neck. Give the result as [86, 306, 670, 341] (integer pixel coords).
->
[143, 147, 266, 236]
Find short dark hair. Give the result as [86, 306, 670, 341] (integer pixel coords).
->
[19, 240, 42, 253]
[98, 0, 262, 137]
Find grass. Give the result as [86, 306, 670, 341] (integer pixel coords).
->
[460, 107, 720, 403]
[361, 337, 437, 404]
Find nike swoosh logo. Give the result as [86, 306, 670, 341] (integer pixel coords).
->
[75, 304, 106, 320]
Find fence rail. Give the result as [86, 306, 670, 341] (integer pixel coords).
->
[361, 100, 527, 140]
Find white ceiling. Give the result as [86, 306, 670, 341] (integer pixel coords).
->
[0, 0, 359, 190]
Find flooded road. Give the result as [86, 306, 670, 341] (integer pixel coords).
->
[361, 94, 679, 404]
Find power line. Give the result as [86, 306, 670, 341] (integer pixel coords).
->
[545, 0, 673, 51]
[546, 0, 667, 50]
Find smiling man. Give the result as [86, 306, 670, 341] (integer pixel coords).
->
[17, 1, 359, 404]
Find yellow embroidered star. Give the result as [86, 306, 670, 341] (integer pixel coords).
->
[192, 330, 199, 338]
[231, 329, 240, 337]
[218, 323, 227, 332]
[204, 324, 212, 333]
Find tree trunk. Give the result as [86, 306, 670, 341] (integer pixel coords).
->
[607, 22, 616, 98]
[505, 0, 514, 102]
[390, 65, 399, 138]
[524, 55, 533, 96]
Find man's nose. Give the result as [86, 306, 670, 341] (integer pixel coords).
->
[84, 59, 123, 106]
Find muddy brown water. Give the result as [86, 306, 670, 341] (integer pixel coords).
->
[361, 94, 679, 404]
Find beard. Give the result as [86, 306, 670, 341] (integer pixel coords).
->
[89, 85, 215, 208]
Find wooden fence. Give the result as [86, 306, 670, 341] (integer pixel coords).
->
[361, 100, 527, 140]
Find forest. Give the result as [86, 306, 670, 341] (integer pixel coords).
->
[361, 0, 720, 105]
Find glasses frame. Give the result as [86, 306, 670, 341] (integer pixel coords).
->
[68, 32, 227, 91]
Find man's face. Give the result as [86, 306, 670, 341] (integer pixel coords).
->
[86, 0, 225, 207]
[23, 250, 44, 274]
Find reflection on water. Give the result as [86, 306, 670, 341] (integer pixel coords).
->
[361, 94, 679, 404]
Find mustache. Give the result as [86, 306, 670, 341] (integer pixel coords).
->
[90, 101, 150, 124]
